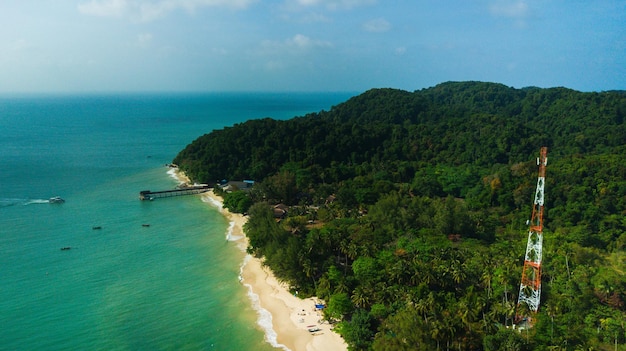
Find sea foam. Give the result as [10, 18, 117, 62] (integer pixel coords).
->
[201, 195, 223, 210]
[241, 255, 291, 351]
[225, 221, 245, 242]
[166, 167, 178, 179]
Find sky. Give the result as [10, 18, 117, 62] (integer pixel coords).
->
[0, 0, 624, 93]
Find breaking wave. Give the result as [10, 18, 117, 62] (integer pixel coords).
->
[241, 255, 291, 351]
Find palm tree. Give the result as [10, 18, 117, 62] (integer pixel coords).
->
[351, 286, 370, 308]
[415, 291, 435, 323]
[458, 286, 484, 333]
[544, 303, 559, 344]
[494, 299, 516, 328]
[451, 262, 467, 286]
[481, 269, 494, 299]
[337, 237, 352, 274]
[412, 258, 434, 286]
[430, 319, 443, 351]
[440, 312, 458, 351]
[335, 279, 350, 294]
[302, 259, 317, 291]
[388, 260, 408, 286]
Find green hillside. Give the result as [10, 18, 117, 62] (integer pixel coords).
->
[174, 81, 626, 350]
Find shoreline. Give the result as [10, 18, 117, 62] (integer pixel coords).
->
[169, 169, 347, 351]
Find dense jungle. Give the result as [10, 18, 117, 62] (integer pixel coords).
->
[174, 81, 626, 350]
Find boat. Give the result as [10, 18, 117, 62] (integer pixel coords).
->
[60, 247, 71, 251]
[49, 196, 65, 204]
[142, 224, 150, 227]
[92, 226, 102, 230]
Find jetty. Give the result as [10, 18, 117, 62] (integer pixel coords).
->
[139, 185, 210, 200]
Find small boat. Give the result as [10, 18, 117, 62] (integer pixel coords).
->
[49, 196, 65, 204]
[92, 226, 102, 230]
[142, 224, 150, 227]
[60, 247, 71, 251]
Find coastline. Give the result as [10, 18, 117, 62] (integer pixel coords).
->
[169, 169, 347, 351]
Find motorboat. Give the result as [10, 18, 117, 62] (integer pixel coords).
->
[49, 196, 65, 204]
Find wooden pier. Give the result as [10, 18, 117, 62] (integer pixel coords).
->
[139, 186, 210, 200]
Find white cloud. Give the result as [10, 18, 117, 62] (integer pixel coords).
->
[291, 34, 313, 48]
[78, 0, 256, 21]
[362, 18, 390, 33]
[300, 12, 331, 23]
[278, 0, 373, 23]
[489, 1, 529, 18]
[261, 34, 332, 54]
[296, 0, 320, 5]
[290, 0, 375, 11]
[256, 34, 332, 72]
[488, 1, 531, 28]
[78, 0, 128, 18]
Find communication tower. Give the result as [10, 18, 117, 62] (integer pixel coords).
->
[516, 147, 548, 324]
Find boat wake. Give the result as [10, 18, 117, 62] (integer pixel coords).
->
[0, 198, 51, 207]
[0, 198, 23, 207]
[25, 199, 51, 205]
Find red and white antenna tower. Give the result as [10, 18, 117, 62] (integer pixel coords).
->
[517, 147, 548, 322]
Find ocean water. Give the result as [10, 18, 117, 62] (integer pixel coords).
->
[0, 92, 353, 351]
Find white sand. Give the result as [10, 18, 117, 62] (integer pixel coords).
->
[173, 169, 347, 351]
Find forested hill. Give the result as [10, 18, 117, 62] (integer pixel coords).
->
[174, 81, 625, 184]
[174, 81, 626, 350]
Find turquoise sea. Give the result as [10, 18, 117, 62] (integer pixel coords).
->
[0, 92, 353, 351]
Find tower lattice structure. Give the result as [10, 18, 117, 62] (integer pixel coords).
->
[517, 147, 548, 321]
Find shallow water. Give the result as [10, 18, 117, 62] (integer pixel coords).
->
[0, 92, 353, 350]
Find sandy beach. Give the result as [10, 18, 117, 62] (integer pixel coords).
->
[171, 169, 347, 351]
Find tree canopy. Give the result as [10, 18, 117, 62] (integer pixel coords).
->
[174, 81, 626, 350]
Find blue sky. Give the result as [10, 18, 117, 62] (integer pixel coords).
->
[1, 0, 624, 93]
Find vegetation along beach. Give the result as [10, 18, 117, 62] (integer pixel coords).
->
[174, 82, 626, 350]
[174, 169, 347, 351]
